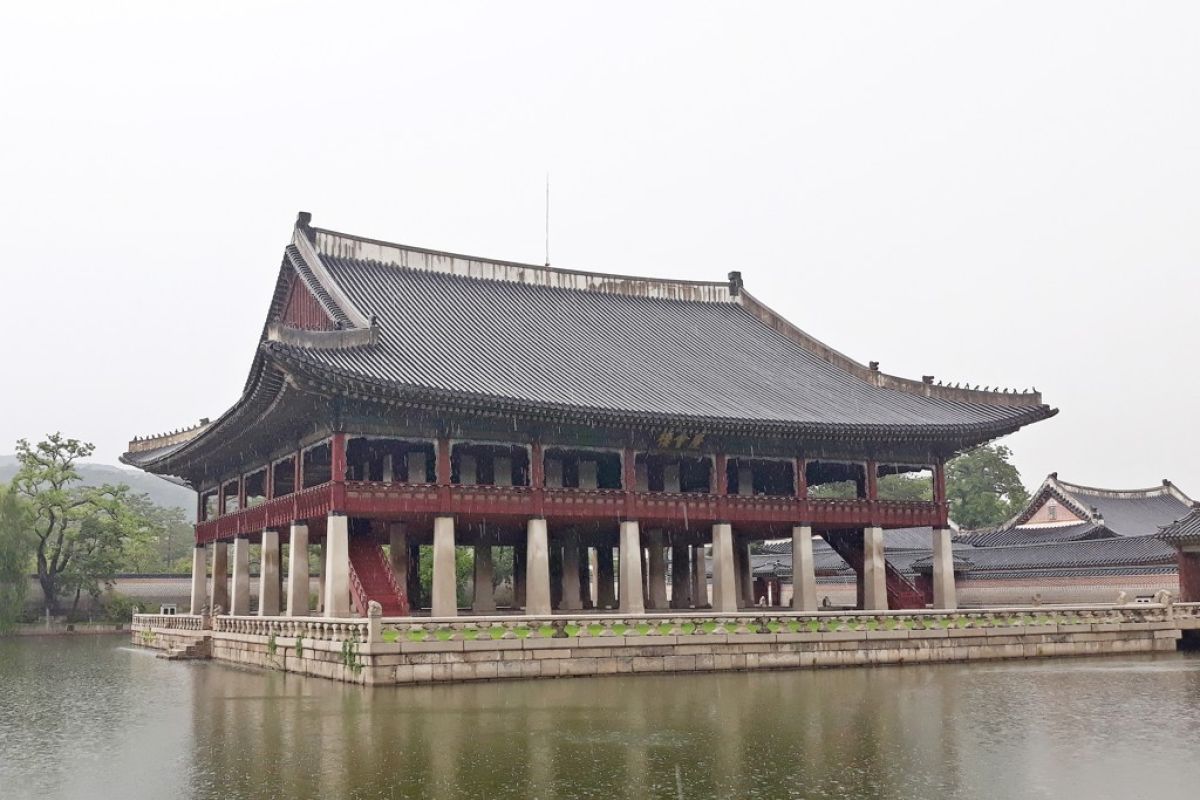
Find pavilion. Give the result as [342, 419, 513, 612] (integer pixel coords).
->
[121, 213, 1055, 619]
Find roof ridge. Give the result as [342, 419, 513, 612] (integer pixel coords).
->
[1056, 477, 1193, 503]
[304, 215, 737, 303]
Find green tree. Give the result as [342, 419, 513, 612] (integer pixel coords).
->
[119, 495, 193, 574]
[11, 434, 148, 614]
[0, 487, 35, 632]
[945, 444, 1029, 529]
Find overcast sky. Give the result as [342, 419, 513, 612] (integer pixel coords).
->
[2, 2, 1197, 495]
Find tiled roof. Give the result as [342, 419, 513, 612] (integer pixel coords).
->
[1158, 508, 1200, 544]
[950, 536, 1176, 571]
[1066, 488, 1191, 537]
[958, 522, 1115, 547]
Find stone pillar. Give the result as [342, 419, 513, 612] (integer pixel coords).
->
[407, 541, 421, 609]
[618, 521, 645, 614]
[286, 522, 310, 616]
[560, 539, 582, 610]
[525, 518, 551, 615]
[431, 516, 457, 617]
[258, 529, 281, 616]
[472, 540, 496, 613]
[791, 525, 818, 612]
[647, 531, 668, 609]
[513, 543, 528, 608]
[323, 514, 350, 617]
[597, 545, 617, 609]
[670, 543, 690, 608]
[190, 544, 207, 615]
[692, 544, 708, 607]
[231, 536, 250, 615]
[388, 522, 408, 608]
[210, 541, 229, 614]
[931, 527, 957, 610]
[711, 524, 737, 612]
[316, 542, 326, 618]
[862, 526, 888, 611]
[738, 540, 754, 607]
[588, 548, 600, 607]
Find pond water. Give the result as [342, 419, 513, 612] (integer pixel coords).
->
[1, 636, 1199, 799]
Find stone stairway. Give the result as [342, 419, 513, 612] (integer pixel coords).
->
[823, 531, 930, 609]
[157, 637, 210, 660]
[348, 536, 409, 616]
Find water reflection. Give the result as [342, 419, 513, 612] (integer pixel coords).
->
[2, 637, 1199, 799]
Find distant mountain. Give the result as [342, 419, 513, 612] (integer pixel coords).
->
[0, 455, 195, 514]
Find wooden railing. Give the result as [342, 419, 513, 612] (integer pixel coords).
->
[195, 480, 946, 541]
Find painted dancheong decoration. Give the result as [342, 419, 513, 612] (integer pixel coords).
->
[121, 212, 1082, 683]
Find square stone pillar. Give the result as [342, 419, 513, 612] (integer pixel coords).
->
[596, 546, 617, 609]
[473, 541, 496, 612]
[670, 543, 690, 608]
[791, 525, 818, 612]
[710, 524, 738, 612]
[739, 540, 754, 607]
[525, 519, 552, 615]
[190, 544, 207, 615]
[231, 536, 250, 615]
[513, 543, 528, 608]
[862, 526, 888, 611]
[407, 541, 422, 609]
[388, 522, 409, 609]
[931, 527, 957, 610]
[560, 540, 583, 610]
[431, 516, 458, 617]
[258, 529, 281, 616]
[588, 548, 600, 607]
[323, 514, 350, 617]
[691, 544, 708, 608]
[316, 539, 327, 614]
[618, 521, 645, 614]
[286, 522, 310, 616]
[647, 531, 668, 609]
[210, 541, 229, 614]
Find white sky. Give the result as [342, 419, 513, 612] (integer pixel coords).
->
[1, 2, 1197, 494]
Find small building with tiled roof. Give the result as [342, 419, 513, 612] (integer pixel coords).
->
[1157, 509, 1200, 601]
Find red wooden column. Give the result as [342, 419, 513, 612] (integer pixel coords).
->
[794, 457, 808, 520]
[292, 449, 303, 521]
[933, 460, 949, 527]
[217, 481, 226, 519]
[866, 460, 879, 525]
[714, 453, 728, 519]
[622, 447, 637, 518]
[265, 461, 275, 502]
[330, 432, 347, 512]
[531, 441, 545, 516]
[436, 436, 451, 507]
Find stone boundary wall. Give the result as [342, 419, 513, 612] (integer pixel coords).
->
[132, 604, 1200, 686]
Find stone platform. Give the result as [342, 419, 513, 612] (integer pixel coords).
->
[131, 603, 1200, 686]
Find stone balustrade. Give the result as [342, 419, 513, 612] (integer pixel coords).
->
[376, 604, 1176, 645]
[135, 603, 1181, 645]
[131, 614, 204, 632]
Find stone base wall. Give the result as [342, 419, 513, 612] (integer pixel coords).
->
[132, 613, 1189, 686]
